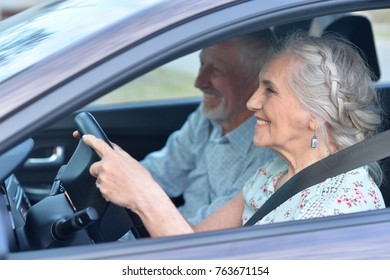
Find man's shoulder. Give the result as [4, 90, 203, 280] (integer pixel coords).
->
[174, 106, 212, 143]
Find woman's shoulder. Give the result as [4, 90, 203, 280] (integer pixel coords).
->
[337, 165, 377, 189]
[318, 165, 375, 187]
[302, 165, 385, 214]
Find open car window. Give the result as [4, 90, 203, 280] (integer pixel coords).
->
[89, 51, 201, 107]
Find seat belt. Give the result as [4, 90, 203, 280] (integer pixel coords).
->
[244, 129, 390, 226]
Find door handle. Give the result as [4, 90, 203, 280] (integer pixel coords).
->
[24, 146, 65, 168]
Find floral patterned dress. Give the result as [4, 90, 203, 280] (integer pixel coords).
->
[242, 156, 385, 225]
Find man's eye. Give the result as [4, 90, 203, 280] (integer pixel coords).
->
[213, 67, 222, 74]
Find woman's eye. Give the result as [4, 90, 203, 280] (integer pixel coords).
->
[265, 87, 275, 94]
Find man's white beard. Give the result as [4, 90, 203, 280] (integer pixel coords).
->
[201, 97, 228, 121]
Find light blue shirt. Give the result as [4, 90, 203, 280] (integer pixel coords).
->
[142, 106, 277, 225]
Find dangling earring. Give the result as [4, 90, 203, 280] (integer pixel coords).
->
[311, 130, 318, 149]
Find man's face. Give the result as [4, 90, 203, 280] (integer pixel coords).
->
[194, 40, 257, 128]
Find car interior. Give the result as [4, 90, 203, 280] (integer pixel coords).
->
[3, 7, 390, 254]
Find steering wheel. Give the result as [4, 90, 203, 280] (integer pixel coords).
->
[60, 112, 149, 241]
[21, 112, 148, 250]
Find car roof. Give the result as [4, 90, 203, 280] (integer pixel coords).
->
[0, 0, 235, 120]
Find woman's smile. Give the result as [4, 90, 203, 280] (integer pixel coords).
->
[255, 117, 271, 127]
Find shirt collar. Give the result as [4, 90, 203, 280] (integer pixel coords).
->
[209, 116, 255, 154]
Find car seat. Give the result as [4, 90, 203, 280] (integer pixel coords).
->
[272, 19, 312, 39]
[322, 15, 380, 81]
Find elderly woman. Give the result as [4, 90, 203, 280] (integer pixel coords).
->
[82, 33, 385, 237]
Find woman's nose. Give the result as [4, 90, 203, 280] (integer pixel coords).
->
[247, 88, 263, 111]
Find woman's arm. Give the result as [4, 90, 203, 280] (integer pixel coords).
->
[82, 134, 243, 237]
[195, 191, 244, 232]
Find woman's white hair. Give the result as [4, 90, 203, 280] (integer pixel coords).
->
[272, 32, 382, 182]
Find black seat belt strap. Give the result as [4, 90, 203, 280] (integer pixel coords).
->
[244, 129, 390, 226]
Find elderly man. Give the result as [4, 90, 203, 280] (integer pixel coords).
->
[140, 29, 277, 226]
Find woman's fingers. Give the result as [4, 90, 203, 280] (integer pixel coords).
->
[82, 134, 112, 158]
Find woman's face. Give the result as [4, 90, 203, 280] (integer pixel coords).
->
[247, 54, 314, 156]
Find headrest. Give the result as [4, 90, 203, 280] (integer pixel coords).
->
[323, 15, 380, 81]
[272, 19, 312, 39]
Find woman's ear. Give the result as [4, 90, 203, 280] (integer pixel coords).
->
[309, 115, 325, 131]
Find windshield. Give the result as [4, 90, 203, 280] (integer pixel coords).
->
[0, 0, 164, 84]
